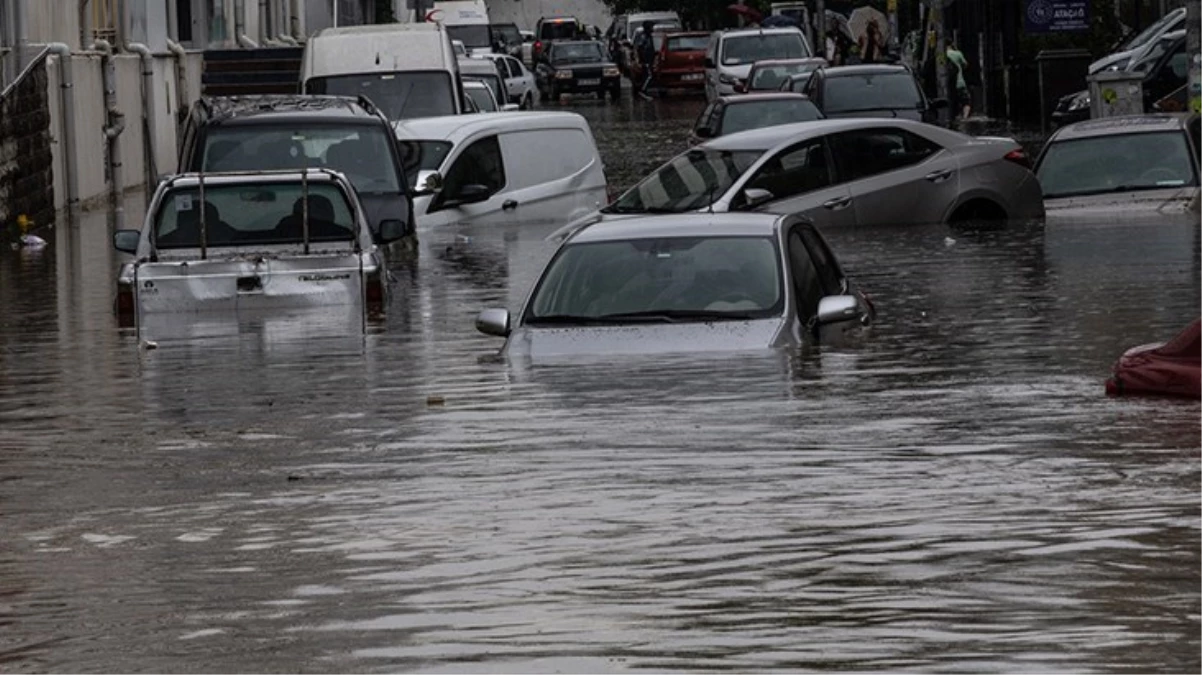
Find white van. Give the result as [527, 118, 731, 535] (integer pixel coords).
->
[704, 27, 811, 101]
[393, 112, 608, 229]
[301, 23, 465, 120]
[432, 1, 492, 56]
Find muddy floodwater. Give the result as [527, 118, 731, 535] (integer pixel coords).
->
[1, 96, 1199, 673]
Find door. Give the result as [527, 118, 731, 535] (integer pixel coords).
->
[829, 127, 960, 227]
[495, 128, 606, 226]
[733, 136, 855, 229]
[424, 134, 510, 227]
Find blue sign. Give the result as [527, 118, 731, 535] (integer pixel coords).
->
[1024, 0, 1091, 33]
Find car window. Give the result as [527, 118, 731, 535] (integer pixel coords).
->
[795, 225, 842, 294]
[464, 74, 504, 105]
[1130, 34, 1175, 73]
[720, 32, 808, 66]
[739, 138, 831, 206]
[552, 42, 605, 62]
[396, 140, 453, 188]
[830, 128, 941, 182]
[305, 72, 456, 120]
[823, 72, 922, 113]
[609, 148, 763, 213]
[718, 98, 823, 136]
[505, 57, 522, 78]
[787, 230, 824, 323]
[441, 135, 506, 199]
[694, 101, 718, 134]
[499, 129, 595, 190]
[667, 35, 710, 51]
[1036, 131, 1197, 198]
[750, 62, 817, 90]
[540, 21, 579, 41]
[465, 84, 497, 112]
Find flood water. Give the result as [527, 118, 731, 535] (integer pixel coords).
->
[1, 95, 1199, 673]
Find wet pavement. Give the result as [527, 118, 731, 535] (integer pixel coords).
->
[1, 95, 1199, 673]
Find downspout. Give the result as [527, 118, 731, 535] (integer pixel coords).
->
[259, 0, 269, 45]
[46, 43, 80, 221]
[235, 0, 260, 48]
[92, 39, 127, 220]
[167, 39, 189, 128]
[289, 0, 303, 41]
[126, 42, 158, 189]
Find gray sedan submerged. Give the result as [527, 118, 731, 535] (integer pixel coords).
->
[476, 212, 874, 360]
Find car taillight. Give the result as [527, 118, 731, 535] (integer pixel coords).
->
[534, 40, 542, 55]
[1003, 148, 1032, 169]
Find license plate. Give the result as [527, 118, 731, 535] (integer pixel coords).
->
[682, 73, 703, 81]
[578, 79, 600, 86]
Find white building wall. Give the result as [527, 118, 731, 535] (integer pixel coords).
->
[24, 0, 84, 50]
[484, 0, 612, 33]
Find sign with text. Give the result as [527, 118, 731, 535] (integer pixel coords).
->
[1024, 0, 1090, 33]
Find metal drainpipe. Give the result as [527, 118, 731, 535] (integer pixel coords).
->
[166, 39, 189, 126]
[235, 0, 260, 48]
[92, 39, 126, 220]
[259, 0, 269, 44]
[126, 42, 157, 190]
[46, 44, 80, 221]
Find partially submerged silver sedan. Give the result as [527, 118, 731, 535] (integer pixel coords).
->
[113, 170, 405, 325]
[476, 212, 875, 359]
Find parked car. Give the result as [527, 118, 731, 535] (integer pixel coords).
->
[464, 79, 502, 112]
[393, 111, 608, 229]
[533, 16, 583, 64]
[691, 93, 824, 144]
[632, 30, 709, 92]
[1088, 6, 1186, 74]
[555, 118, 1042, 237]
[479, 52, 536, 109]
[741, 57, 826, 92]
[1105, 318, 1200, 399]
[705, 27, 812, 101]
[475, 212, 874, 359]
[112, 170, 403, 325]
[779, 69, 818, 93]
[177, 95, 415, 245]
[458, 56, 507, 108]
[535, 41, 622, 102]
[301, 22, 465, 118]
[608, 11, 683, 76]
[801, 64, 945, 124]
[1034, 113, 1200, 223]
[489, 22, 524, 59]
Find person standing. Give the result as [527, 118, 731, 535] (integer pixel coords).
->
[635, 20, 657, 100]
[859, 20, 885, 63]
[946, 41, 971, 121]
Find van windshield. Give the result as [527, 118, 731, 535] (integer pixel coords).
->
[201, 125, 402, 193]
[305, 72, 456, 120]
[447, 24, 490, 48]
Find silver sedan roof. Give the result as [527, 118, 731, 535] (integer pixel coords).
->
[701, 118, 970, 152]
[568, 212, 787, 244]
[1049, 113, 1196, 142]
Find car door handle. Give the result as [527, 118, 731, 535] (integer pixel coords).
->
[925, 169, 953, 183]
[502, 199, 519, 211]
[822, 196, 851, 210]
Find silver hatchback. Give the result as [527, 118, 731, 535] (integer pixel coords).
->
[476, 212, 874, 360]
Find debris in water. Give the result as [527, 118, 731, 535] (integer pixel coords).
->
[944, 236, 957, 247]
[142, 340, 158, 350]
[427, 395, 446, 407]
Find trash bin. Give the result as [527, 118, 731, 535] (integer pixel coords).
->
[1088, 70, 1145, 119]
[1035, 48, 1093, 133]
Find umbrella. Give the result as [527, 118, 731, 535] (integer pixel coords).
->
[761, 15, 800, 28]
[848, 6, 889, 45]
[726, 4, 764, 24]
[823, 10, 854, 42]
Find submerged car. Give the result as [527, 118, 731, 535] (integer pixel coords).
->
[476, 212, 874, 359]
[556, 118, 1042, 237]
[113, 170, 405, 325]
[1105, 319, 1200, 399]
[1034, 114, 1200, 222]
[645, 31, 710, 91]
[801, 64, 946, 125]
[692, 93, 824, 143]
[741, 57, 827, 92]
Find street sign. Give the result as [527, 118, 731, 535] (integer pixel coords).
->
[1024, 0, 1090, 34]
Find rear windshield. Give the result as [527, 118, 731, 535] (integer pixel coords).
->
[464, 73, 504, 105]
[396, 140, 454, 188]
[720, 98, 824, 135]
[201, 125, 402, 194]
[750, 61, 820, 90]
[305, 71, 455, 120]
[824, 72, 921, 113]
[721, 33, 808, 66]
[667, 35, 709, 52]
[552, 43, 605, 63]
[154, 182, 355, 249]
[540, 21, 579, 41]
[491, 24, 522, 46]
[465, 84, 496, 112]
[447, 24, 490, 48]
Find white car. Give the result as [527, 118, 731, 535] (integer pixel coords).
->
[463, 79, 502, 112]
[479, 53, 537, 109]
[394, 111, 608, 229]
[704, 27, 812, 101]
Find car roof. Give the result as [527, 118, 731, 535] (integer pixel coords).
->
[751, 57, 826, 69]
[1049, 113, 1196, 141]
[163, 169, 350, 189]
[701, 117, 931, 151]
[569, 213, 786, 244]
[393, 111, 591, 142]
[819, 64, 910, 77]
[197, 95, 383, 124]
[550, 40, 602, 48]
[458, 58, 499, 74]
[720, 27, 804, 39]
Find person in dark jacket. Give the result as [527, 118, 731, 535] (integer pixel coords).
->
[635, 20, 657, 99]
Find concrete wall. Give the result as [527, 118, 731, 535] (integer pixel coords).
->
[0, 55, 54, 242]
[484, 0, 612, 33]
[23, 0, 84, 51]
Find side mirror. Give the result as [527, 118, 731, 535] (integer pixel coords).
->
[816, 295, 860, 325]
[475, 308, 511, 337]
[742, 188, 774, 209]
[449, 183, 492, 206]
[415, 170, 443, 195]
[113, 229, 140, 254]
[500, 103, 520, 112]
[930, 98, 949, 110]
[704, 57, 715, 69]
[377, 219, 407, 244]
[693, 125, 714, 139]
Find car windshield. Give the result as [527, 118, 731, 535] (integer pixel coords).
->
[667, 35, 709, 51]
[552, 43, 604, 63]
[527, 236, 783, 323]
[1129, 34, 1177, 72]
[154, 182, 356, 249]
[608, 149, 762, 214]
[491, 24, 521, 46]
[824, 72, 921, 112]
[1037, 131, 1197, 198]
[750, 61, 819, 89]
[465, 84, 496, 111]
[395, 140, 453, 189]
[201, 125, 402, 193]
[446, 24, 490, 48]
[540, 21, 578, 40]
[720, 99, 823, 135]
[305, 72, 456, 120]
[721, 33, 808, 66]
[464, 74, 504, 105]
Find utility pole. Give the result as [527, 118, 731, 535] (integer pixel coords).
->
[815, 0, 825, 60]
[1189, 2, 1200, 114]
[887, 0, 899, 58]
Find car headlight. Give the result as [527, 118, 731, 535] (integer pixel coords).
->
[718, 73, 737, 85]
[1067, 92, 1090, 111]
[603, 67, 620, 77]
[555, 70, 573, 79]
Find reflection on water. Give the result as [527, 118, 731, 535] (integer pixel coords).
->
[0, 100, 1198, 673]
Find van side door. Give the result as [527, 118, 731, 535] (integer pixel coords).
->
[495, 127, 607, 226]
[423, 134, 510, 226]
